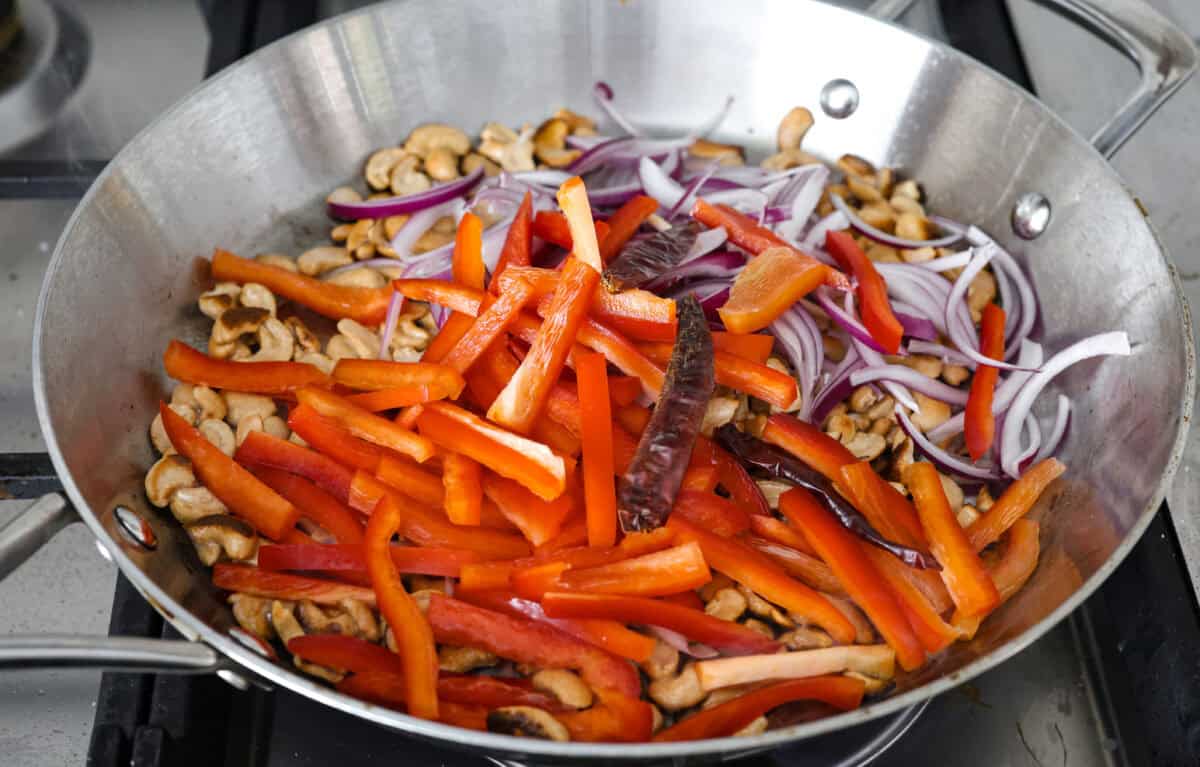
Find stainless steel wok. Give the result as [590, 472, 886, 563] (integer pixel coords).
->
[0, 0, 1194, 761]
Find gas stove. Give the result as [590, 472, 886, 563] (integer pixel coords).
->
[0, 1, 1198, 765]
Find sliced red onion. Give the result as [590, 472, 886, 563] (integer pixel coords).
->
[328, 167, 483, 221]
[944, 247, 1035, 372]
[665, 160, 721, 219]
[876, 262, 963, 342]
[926, 339, 1044, 442]
[1013, 414, 1042, 471]
[685, 226, 727, 262]
[896, 312, 938, 341]
[645, 250, 745, 293]
[811, 345, 863, 423]
[896, 407, 1004, 481]
[593, 81, 643, 136]
[831, 194, 965, 250]
[906, 340, 976, 368]
[772, 165, 831, 242]
[801, 210, 850, 253]
[512, 169, 572, 187]
[390, 198, 465, 260]
[703, 187, 770, 217]
[565, 134, 609, 151]
[644, 625, 720, 658]
[568, 135, 637, 175]
[1000, 331, 1130, 477]
[638, 155, 685, 212]
[771, 302, 824, 421]
[966, 226, 1037, 360]
[377, 291, 404, 360]
[668, 279, 731, 323]
[1035, 394, 1071, 462]
[850, 365, 969, 406]
[918, 250, 972, 272]
[813, 288, 885, 354]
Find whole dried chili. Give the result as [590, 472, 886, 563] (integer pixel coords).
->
[601, 221, 700, 293]
[616, 295, 714, 532]
[714, 424, 939, 569]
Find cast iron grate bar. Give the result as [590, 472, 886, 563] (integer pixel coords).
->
[0, 160, 107, 199]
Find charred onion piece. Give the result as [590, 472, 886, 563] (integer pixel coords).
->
[601, 221, 701, 293]
[714, 424, 939, 569]
[617, 295, 715, 532]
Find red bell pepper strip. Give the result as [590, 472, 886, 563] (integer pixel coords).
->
[422, 213, 487, 363]
[542, 592, 779, 655]
[535, 515, 590, 554]
[544, 378, 638, 475]
[286, 405, 384, 473]
[691, 200, 847, 285]
[482, 473, 574, 547]
[442, 278, 537, 375]
[510, 560, 568, 600]
[163, 340, 331, 394]
[825, 230, 904, 354]
[660, 590, 705, 611]
[391, 279, 482, 315]
[748, 514, 815, 556]
[965, 303, 1007, 461]
[576, 351, 618, 547]
[296, 386, 435, 463]
[558, 176, 603, 272]
[364, 494, 440, 720]
[966, 458, 1065, 552]
[532, 413, 583, 458]
[837, 460, 927, 552]
[335, 673, 488, 730]
[681, 465, 720, 493]
[653, 676, 865, 742]
[605, 376, 641, 407]
[574, 318, 665, 397]
[288, 634, 404, 674]
[375, 453, 444, 507]
[260, 543, 481, 577]
[718, 245, 837, 334]
[742, 535, 846, 596]
[667, 516, 856, 644]
[761, 414, 855, 483]
[711, 332, 774, 364]
[210, 248, 393, 325]
[416, 401, 567, 501]
[558, 687, 654, 743]
[672, 489, 751, 537]
[425, 593, 642, 698]
[489, 191, 534, 292]
[861, 544, 959, 654]
[424, 313, 476, 365]
[614, 404, 651, 437]
[905, 462, 999, 620]
[954, 519, 1040, 638]
[780, 488, 927, 671]
[212, 563, 375, 605]
[331, 359, 465, 397]
[251, 466, 364, 544]
[556, 541, 712, 598]
[531, 210, 607, 250]
[437, 674, 567, 712]
[598, 194, 659, 263]
[638, 343, 797, 409]
[442, 452, 483, 526]
[234, 429, 354, 503]
[488, 257, 599, 434]
[159, 405, 301, 540]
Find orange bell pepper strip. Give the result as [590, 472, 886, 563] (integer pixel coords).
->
[160, 404, 300, 540]
[558, 176, 603, 272]
[660, 590, 705, 611]
[672, 489, 750, 537]
[576, 351, 618, 547]
[335, 673, 489, 730]
[825, 230, 904, 354]
[542, 592, 779, 655]
[555, 541, 712, 598]
[954, 519, 1040, 638]
[575, 318, 665, 396]
[905, 462, 999, 619]
[390, 279, 482, 314]
[640, 342, 798, 409]
[654, 676, 865, 742]
[748, 514, 815, 556]
[510, 560, 569, 600]
[212, 563, 375, 605]
[163, 340, 331, 394]
[234, 430, 355, 503]
[424, 313, 476, 365]
[296, 386, 435, 463]
[487, 256, 600, 434]
[965, 303, 1006, 461]
[259, 543, 481, 577]
[482, 473, 574, 546]
[711, 331, 775, 364]
[966, 458, 1065, 551]
[861, 545, 959, 654]
[364, 495, 439, 720]
[742, 535, 846, 596]
[531, 210, 607, 250]
[667, 516, 856, 644]
[210, 248, 393, 325]
[375, 454, 444, 507]
[605, 376, 641, 407]
[286, 405, 384, 473]
[536, 515, 589, 554]
[416, 401, 567, 501]
[496, 266, 677, 341]
[251, 466, 364, 544]
[761, 414, 854, 482]
[344, 386, 443, 411]
[425, 593, 642, 698]
[615, 404, 651, 437]
[560, 688, 655, 743]
[779, 488, 926, 671]
[441, 278, 537, 375]
[691, 200, 846, 281]
[837, 460, 927, 552]
[598, 194, 659, 263]
[442, 452, 483, 526]
[718, 245, 836, 334]
[422, 213, 486, 363]
[489, 191, 534, 292]
[331, 359, 465, 397]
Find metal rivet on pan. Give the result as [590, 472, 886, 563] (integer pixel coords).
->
[217, 669, 251, 691]
[113, 505, 157, 550]
[229, 626, 277, 660]
[1012, 192, 1051, 240]
[820, 79, 860, 119]
[94, 539, 114, 563]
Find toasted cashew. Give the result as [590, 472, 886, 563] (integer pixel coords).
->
[327, 185, 364, 205]
[909, 393, 951, 432]
[230, 593, 274, 640]
[223, 391, 276, 427]
[777, 107, 815, 152]
[648, 664, 705, 711]
[640, 641, 680, 680]
[327, 267, 387, 289]
[461, 152, 501, 178]
[239, 283, 276, 316]
[705, 588, 747, 622]
[198, 418, 236, 457]
[298, 246, 352, 276]
[336, 319, 381, 359]
[438, 645, 499, 673]
[186, 514, 257, 565]
[212, 307, 269, 345]
[150, 403, 196, 454]
[404, 124, 471, 158]
[198, 283, 240, 320]
[390, 155, 432, 197]
[365, 147, 408, 190]
[145, 454, 196, 507]
[532, 669, 593, 710]
[487, 707, 569, 741]
[170, 485, 228, 523]
[737, 585, 793, 627]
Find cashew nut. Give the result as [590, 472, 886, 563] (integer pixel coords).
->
[346, 218, 374, 256]
[779, 627, 834, 651]
[844, 432, 886, 461]
[651, 704, 664, 733]
[327, 185, 364, 205]
[461, 152, 501, 178]
[866, 395, 896, 422]
[198, 283, 240, 320]
[761, 148, 822, 171]
[297, 600, 361, 637]
[777, 107, 814, 152]
[248, 317, 295, 363]
[425, 147, 460, 181]
[404, 124, 471, 158]
[295, 350, 335, 375]
[389, 155, 432, 197]
[892, 179, 922, 201]
[340, 598, 382, 642]
[532, 118, 580, 168]
[977, 486, 995, 512]
[222, 391, 276, 428]
[170, 383, 197, 408]
[699, 573, 735, 602]
[704, 588, 747, 622]
[967, 269, 997, 323]
[742, 618, 775, 638]
[230, 593, 274, 640]
[198, 418, 236, 457]
[238, 283, 276, 317]
[957, 504, 981, 528]
[532, 669, 593, 710]
[900, 246, 936, 265]
[847, 175, 884, 204]
[479, 122, 535, 172]
[150, 403, 196, 454]
[648, 664, 705, 711]
[438, 645, 499, 673]
[298, 246, 352, 276]
[909, 393, 951, 433]
[940, 472, 965, 513]
[169, 485, 228, 524]
[263, 415, 289, 441]
[145, 454, 197, 507]
[365, 147, 408, 190]
[899, 353, 943, 380]
[212, 306, 269, 345]
[837, 154, 875, 180]
[283, 316, 320, 354]
[208, 338, 250, 361]
[689, 138, 744, 166]
[235, 415, 265, 447]
[553, 108, 597, 135]
[701, 396, 740, 436]
[734, 715, 769, 737]
[189, 385, 227, 422]
[857, 202, 895, 233]
[336, 319, 381, 359]
[640, 640, 680, 680]
[412, 224, 455, 254]
[325, 334, 360, 361]
[487, 707, 569, 741]
[736, 585, 793, 627]
[895, 212, 934, 242]
[942, 364, 970, 386]
[185, 514, 257, 565]
[271, 600, 305, 644]
[325, 267, 387, 289]
[754, 480, 792, 510]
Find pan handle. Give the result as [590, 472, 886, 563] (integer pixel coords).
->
[1022, 0, 1196, 158]
[0, 492, 78, 581]
[0, 635, 224, 673]
[866, 0, 919, 22]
